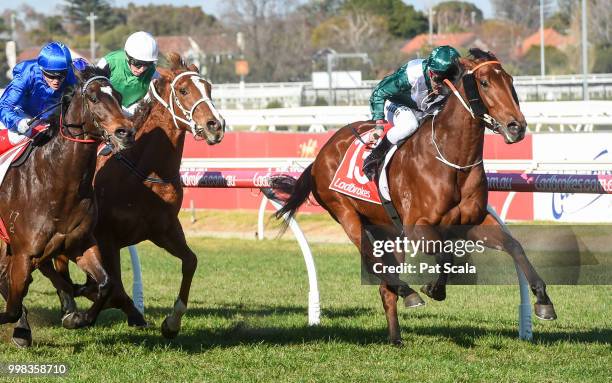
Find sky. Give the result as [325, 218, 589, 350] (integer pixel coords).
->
[6, 0, 494, 18]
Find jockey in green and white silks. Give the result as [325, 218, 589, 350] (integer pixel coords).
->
[97, 31, 159, 117]
[362, 45, 461, 180]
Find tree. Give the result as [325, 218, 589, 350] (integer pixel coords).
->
[124, 4, 216, 36]
[478, 19, 527, 62]
[520, 45, 569, 75]
[433, 1, 483, 33]
[0, 17, 8, 86]
[63, 0, 124, 34]
[27, 15, 67, 45]
[343, 0, 428, 39]
[491, 0, 555, 31]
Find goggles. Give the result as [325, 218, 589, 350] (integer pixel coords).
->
[41, 69, 67, 81]
[127, 55, 153, 69]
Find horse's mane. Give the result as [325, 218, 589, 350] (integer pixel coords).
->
[468, 48, 498, 62]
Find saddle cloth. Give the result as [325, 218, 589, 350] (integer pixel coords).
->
[0, 125, 48, 243]
[329, 125, 398, 204]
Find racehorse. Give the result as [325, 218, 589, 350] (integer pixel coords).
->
[0, 66, 134, 347]
[272, 49, 556, 345]
[53, 53, 225, 338]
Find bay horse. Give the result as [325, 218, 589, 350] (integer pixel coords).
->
[53, 53, 225, 338]
[273, 49, 556, 345]
[0, 66, 134, 347]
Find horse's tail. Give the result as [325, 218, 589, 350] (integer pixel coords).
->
[271, 164, 314, 232]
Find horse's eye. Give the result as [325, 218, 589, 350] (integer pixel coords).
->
[179, 88, 188, 95]
[480, 79, 489, 87]
[88, 95, 99, 103]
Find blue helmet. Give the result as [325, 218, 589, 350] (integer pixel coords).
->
[37, 41, 72, 72]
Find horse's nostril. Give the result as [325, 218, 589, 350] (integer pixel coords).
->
[507, 121, 521, 134]
[206, 120, 220, 131]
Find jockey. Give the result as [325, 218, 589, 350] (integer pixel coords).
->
[0, 41, 77, 150]
[97, 31, 159, 117]
[362, 45, 461, 180]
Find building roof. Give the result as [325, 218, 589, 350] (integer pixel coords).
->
[401, 32, 477, 55]
[156, 36, 197, 56]
[17, 46, 87, 63]
[520, 28, 575, 56]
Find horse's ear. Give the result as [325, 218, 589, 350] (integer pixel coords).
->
[165, 52, 186, 70]
[187, 63, 198, 72]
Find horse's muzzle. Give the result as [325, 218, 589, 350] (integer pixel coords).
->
[502, 120, 526, 144]
[195, 119, 225, 145]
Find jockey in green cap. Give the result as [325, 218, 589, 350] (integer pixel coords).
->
[363, 45, 461, 180]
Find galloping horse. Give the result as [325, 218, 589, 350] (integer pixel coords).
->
[54, 53, 225, 338]
[0, 66, 134, 347]
[273, 49, 556, 345]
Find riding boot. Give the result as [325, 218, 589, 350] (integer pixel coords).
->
[363, 136, 393, 181]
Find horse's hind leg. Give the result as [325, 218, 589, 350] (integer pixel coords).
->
[420, 251, 452, 301]
[151, 220, 197, 339]
[61, 243, 113, 329]
[39, 259, 77, 319]
[466, 213, 556, 320]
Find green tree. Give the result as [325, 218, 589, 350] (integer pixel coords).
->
[433, 1, 483, 33]
[63, 0, 124, 34]
[27, 15, 68, 45]
[592, 44, 612, 73]
[124, 4, 216, 36]
[520, 45, 569, 75]
[343, 0, 427, 39]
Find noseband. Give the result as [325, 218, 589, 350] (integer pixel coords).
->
[148, 71, 222, 139]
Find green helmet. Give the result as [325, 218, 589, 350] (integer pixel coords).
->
[427, 45, 461, 74]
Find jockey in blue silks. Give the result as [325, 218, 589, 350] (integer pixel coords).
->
[0, 41, 78, 149]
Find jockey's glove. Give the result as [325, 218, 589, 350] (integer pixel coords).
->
[373, 119, 385, 139]
[17, 118, 31, 135]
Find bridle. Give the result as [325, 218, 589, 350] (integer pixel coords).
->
[60, 75, 114, 144]
[148, 71, 223, 140]
[431, 60, 515, 170]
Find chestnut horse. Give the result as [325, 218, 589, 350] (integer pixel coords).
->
[0, 66, 134, 347]
[53, 53, 225, 338]
[273, 49, 556, 345]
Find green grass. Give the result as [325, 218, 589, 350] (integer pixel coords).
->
[0, 238, 610, 382]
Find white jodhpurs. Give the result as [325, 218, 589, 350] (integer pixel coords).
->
[0, 122, 30, 145]
[384, 100, 419, 145]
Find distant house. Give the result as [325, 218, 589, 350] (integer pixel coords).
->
[401, 32, 488, 57]
[16, 46, 87, 64]
[156, 34, 238, 74]
[518, 28, 576, 57]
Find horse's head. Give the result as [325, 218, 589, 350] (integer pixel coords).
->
[65, 67, 135, 151]
[459, 48, 526, 144]
[152, 53, 225, 145]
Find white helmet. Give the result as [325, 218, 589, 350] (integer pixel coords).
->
[124, 31, 158, 62]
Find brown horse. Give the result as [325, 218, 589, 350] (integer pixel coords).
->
[0, 66, 134, 347]
[273, 49, 556, 345]
[53, 53, 225, 338]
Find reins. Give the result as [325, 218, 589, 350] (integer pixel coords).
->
[430, 60, 503, 170]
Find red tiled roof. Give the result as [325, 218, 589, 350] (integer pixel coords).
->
[17, 46, 88, 63]
[401, 32, 476, 55]
[520, 28, 575, 56]
[156, 36, 195, 55]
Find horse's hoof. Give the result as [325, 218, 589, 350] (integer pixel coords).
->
[128, 315, 150, 329]
[420, 282, 446, 301]
[161, 317, 179, 339]
[62, 311, 89, 329]
[390, 338, 404, 347]
[403, 292, 426, 308]
[11, 328, 32, 348]
[534, 303, 557, 321]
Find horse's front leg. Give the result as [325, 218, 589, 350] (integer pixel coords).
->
[465, 211, 556, 320]
[61, 241, 113, 329]
[151, 220, 197, 339]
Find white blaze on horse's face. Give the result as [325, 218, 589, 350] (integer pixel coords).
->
[189, 75, 225, 126]
[100, 86, 113, 97]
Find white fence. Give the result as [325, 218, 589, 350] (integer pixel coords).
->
[220, 101, 612, 132]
